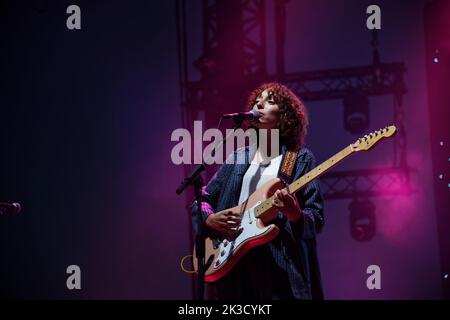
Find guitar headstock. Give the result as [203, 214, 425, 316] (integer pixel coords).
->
[352, 125, 397, 151]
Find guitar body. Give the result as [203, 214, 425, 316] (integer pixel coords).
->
[193, 178, 285, 283]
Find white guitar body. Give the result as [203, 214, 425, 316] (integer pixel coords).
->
[193, 177, 284, 283]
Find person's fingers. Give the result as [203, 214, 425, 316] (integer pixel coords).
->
[223, 223, 240, 232]
[272, 197, 284, 208]
[218, 214, 240, 225]
[287, 193, 299, 206]
[216, 219, 231, 227]
[276, 189, 282, 198]
[225, 221, 239, 228]
[273, 190, 280, 203]
[221, 219, 235, 226]
[219, 212, 235, 221]
[280, 189, 289, 200]
[275, 189, 286, 201]
[227, 216, 241, 223]
[225, 211, 240, 218]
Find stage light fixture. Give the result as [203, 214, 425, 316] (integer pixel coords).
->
[349, 198, 376, 242]
[193, 51, 220, 77]
[343, 91, 370, 134]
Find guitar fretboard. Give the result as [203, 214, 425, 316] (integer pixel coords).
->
[254, 144, 354, 219]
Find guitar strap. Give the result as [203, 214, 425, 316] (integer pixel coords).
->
[277, 146, 301, 185]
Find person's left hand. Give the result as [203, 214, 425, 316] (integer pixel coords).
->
[272, 188, 302, 222]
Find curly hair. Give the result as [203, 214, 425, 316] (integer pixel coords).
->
[246, 82, 309, 150]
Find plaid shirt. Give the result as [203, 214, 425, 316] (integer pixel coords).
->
[192, 144, 325, 300]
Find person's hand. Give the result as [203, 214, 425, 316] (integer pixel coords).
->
[205, 210, 242, 238]
[272, 188, 302, 222]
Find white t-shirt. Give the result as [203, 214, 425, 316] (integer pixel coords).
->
[238, 154, 283, 205]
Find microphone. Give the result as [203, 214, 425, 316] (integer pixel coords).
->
[0, 202, 22, 214]
[222, 109, 260, 121]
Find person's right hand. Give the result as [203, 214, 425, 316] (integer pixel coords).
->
[205, 210, 242, 238]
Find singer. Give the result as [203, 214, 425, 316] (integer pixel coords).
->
[191, 82, 325, 300]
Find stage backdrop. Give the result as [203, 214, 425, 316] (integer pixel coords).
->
[0, 0, 442, 299]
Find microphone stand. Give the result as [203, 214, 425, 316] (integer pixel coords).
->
[176, 117, 245, 300]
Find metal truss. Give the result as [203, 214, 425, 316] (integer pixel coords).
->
[278, 63, 407, 101]
[320, 166, 415, 200]
[185, 61, 407, 106]
[201, 0, 267, 77]
[176, 0, 413, 202]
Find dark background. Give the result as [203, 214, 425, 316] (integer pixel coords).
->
[0, 0, 447, 299]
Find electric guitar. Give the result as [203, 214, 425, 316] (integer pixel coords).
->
[193, 125, 397, 282]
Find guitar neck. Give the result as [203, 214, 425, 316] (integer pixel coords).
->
[288, 144, 354, 194]
[254, 144, 355, 219]
[253, 125, 397, 219]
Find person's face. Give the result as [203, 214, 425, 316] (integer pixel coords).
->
[251, 89, 280, 130]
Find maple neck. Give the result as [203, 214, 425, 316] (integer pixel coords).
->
[254, 144, 355, 219]
[288, 144, 354, 194]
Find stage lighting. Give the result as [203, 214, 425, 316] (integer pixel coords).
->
[193, 52, 219, 77]
[343, 91, 370, 134]
[434, 49, 440, 63]
[349, 198, 376, 242]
